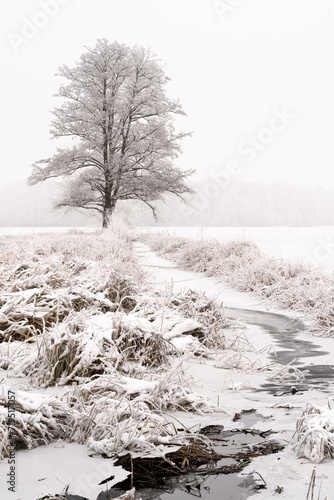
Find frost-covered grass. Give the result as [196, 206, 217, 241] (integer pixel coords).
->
[139, 287, 241, 351]
[0, 224, 233, 464]
[3, 224, 321, 485]
[295, 399, 334, 463]
[71, 364, 222, 456]
[0, 225, 143, 341]
[4, 227, 334, 499]
[139, 232, 334, 336]
[0, 384, 77, 460]
[16, 311, 173, 386]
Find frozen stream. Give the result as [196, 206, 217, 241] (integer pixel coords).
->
[226, 308, 334, 394]
[134, 241, 334, 391]
[130, 242, 334, 499]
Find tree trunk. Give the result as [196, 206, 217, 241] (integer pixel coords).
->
[102, 200, 117, 228]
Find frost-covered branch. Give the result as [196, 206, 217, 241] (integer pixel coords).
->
[28, 39, 192, 227]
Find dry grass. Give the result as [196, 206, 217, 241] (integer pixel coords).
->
[16, 309, 176, 386]
[0, 226, 144, 342]
[137, 287, 243, 351]
[0, 224, 251, 465]
[0, 385, 77, 459]
[295, 399, 334, 463]
[67, 357, 225, 456]
[140, 232, 334, 336]
[17, 313, 118, 386]
[0, 226, 231, 460]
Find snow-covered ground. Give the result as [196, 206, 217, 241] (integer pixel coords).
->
[6, 443, 129, 499]
[1, 235, 334, 500]
[135, 241, 334, 499]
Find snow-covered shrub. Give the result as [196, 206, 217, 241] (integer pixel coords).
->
[70, 363, 225, 455]
[174, 240, 221, 274]
[74, 395, 178, 455]
[0, 285, 117, 342]
[0, 230, 145, 341]
[141, 233, 186, 254]
[165, 289, 229, 327]
[0, 385, 76, 459]
[111, 316, 171, 368]
[70, 358, 220, 416]
[104, 270, 139, 312]
[138, 288, 242, 350]
[16, 310, 177, 385]
[169, 289, 243, 349]
[295, 400, 334, 462]
[17, 312, 121, 386]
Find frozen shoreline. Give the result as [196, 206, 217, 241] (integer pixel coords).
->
[135, 241, 334, 499]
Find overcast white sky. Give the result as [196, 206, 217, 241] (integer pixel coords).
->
[1, 0, 334, 189]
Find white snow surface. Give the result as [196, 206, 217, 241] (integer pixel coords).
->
[1, 442, 129, 500]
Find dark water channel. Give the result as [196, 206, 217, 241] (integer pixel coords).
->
[227, 307, 334, 394]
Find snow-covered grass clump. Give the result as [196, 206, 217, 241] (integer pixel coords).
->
[140, 232, 334, 336]
[296, 399, 334, 462]
[0, 228, 143, 341]
[138, 287, 241, 351]
[10, 304, 225, 455]
[0, 384, 77, 460]
[71, 363, 222, 456]
[1, 360, 221, 459]
[16, 311, 173, 386]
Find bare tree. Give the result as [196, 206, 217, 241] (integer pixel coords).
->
[29, 39, 193, 227]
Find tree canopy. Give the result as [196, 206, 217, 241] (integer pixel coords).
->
[29, 39, 193, 227]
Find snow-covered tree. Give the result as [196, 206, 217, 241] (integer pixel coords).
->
[28, 39, 192, 227]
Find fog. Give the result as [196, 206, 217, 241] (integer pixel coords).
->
[1, 179, 334, 228]
[1, 0, 334, 199]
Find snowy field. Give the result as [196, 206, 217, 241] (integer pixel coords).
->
[1, 226, 334, 499]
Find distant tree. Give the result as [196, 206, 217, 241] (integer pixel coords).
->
[28, 39, 192, 227]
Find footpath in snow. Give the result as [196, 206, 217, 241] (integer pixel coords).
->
[134, 241, 334, 499]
